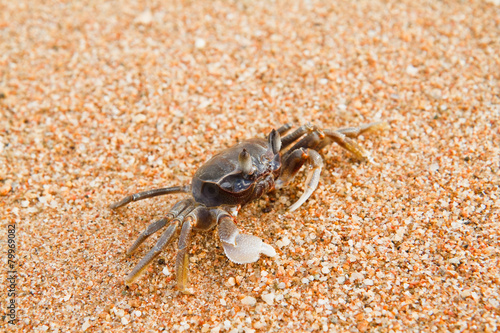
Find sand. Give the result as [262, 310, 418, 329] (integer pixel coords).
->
[1, 0, 499, 331]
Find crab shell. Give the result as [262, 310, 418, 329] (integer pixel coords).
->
[191, 138, 281, 208]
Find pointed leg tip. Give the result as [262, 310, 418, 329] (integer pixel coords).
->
[124, 276, 135, 286]
[288, 190, 313, 212]
[179, 287, 195, 295]
[109, 200, 127, 210]
[368, 121, 389, 131]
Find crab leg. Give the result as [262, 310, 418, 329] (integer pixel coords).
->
[126, 199, 194, 255]
[110, 185, 191, 209]
[280, 123, 315, 150]
[276, 122, 293, 136]
[277, 148, 323, 212]
[175, 207, 218, 294]
[175, 217, 192, 293]
[125, 220, 179, 285]
[282, 128, 324, 160]
[336, 121, 386, 138]
[323, 121, 386, 161]
[218, 213, 276, 264]
[276, 122, 384, 211]
[124, 199, 195, 285]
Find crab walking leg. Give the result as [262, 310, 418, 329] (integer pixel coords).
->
[126, 199, 194, 255]
[174, 207, 218, 294]
[175, 218, 193, 294]
[110, 185, 191, 209]
[125, 220, 180, 285]
[323, 130, 371, 161]
[277, 148, 323, 212]
[288, 149, 323, 211]
[323, 121, 386, 161]
[125, 200, 196, 285]
[282, 129, 324, 160]
[336, 121, 386, 138]
[276, 122, 293, 136]
[218, 213, 276, 264]
[276, 149, 308, 189]
[280, 123, 315, 150]
[127, 217, 168, 255]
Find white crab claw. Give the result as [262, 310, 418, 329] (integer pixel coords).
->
[222, 234, 276, 264]
[218, 217, 276, 264]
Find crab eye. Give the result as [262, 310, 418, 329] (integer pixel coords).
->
[233, 179, 248, 191]
[238, 149, 254, 175]
[202, 183, 219, 198]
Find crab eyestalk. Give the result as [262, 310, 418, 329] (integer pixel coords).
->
[238, 148, 254, 175]
[269, 129, 281, 154]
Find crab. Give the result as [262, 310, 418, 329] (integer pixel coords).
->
[110, 121, 384, 294]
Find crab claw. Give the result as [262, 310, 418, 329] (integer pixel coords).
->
[218, 216, 276, 264]
[222, 234, 276, 264]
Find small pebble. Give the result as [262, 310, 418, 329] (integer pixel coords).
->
[0, 183, 11, 196]
[226, 277, 235, 286]
[261, 293, 275, 305]
[406, 65, 419, 76]
[82, 321, 91, 331]
[241, 296, 256, 306]
[195, 38, 207, 49]
[134, 10, 153, 25]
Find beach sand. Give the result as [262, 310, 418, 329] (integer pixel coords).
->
[1, 0, 499, 331]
